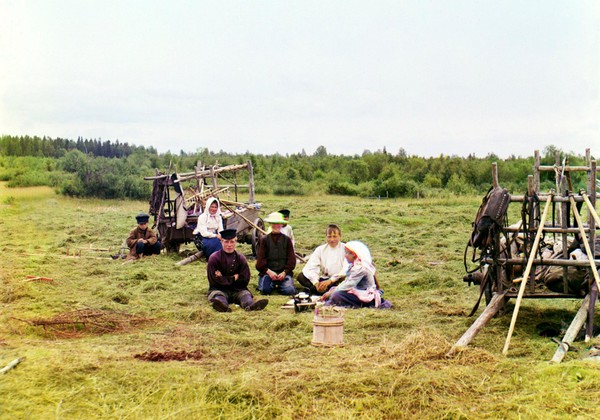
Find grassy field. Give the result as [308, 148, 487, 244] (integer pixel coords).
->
[1, 182, 599, 419]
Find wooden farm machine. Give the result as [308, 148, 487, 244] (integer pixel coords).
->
[144, 161, 265, 260]
[452, 148, 599, 362]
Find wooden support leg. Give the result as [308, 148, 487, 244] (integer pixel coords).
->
[551, 294, 590, 363]
[587, 282, 598, 343]
[447, 292, 507, 356]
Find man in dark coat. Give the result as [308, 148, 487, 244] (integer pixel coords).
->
[126, 213, 161, 260]
[255, 212, 297, 295]
[207, 229, 269, 312]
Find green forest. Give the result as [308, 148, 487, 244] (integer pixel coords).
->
[0, 134, 593, 200]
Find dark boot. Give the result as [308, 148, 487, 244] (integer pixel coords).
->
[211, 298, 231, 313]
[246, 299, 269, 311]
[297, 273, 319, 295]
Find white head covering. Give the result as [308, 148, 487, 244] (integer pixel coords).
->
[203, 197, 221, 216]
[345, 240, 376, 276]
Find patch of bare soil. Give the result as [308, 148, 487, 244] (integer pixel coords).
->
[134, 349, 204, 362]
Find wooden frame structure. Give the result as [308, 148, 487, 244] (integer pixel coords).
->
[450, 149, 599, 361]
[144, 161, 263, 256]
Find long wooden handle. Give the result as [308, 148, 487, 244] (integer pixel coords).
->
[581, 192, 600, 227]
[569, 195, 600, 291]
[220, 202, 266, 234]
[503, 193, 553, 355]
[220, 202, 307, 263]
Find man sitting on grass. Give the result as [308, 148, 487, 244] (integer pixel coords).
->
[256, 212, 297, 296]
[207, 229, 269, 312]
[125, 213, 161, 260]
[297, 223, 348, 295]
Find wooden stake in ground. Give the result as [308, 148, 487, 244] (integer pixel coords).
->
[550, 294, 590, 363]
[503, 193, 553, 355]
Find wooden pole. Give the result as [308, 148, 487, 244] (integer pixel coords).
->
[492, 162, 498, 189]
[588, 283, 598, 343]
[534, 150, 540, 192]
[503, 193, 553, 355]
[247, 160, 255, 204]
[569, 195, 600, 291]
[175, 251, 203, 266]
[550, 294, 590, 363]
[220, 202, 266, 234]
[220, 201, 307, 263]
[0, 357, 23, 374]
[447, 292, 507, 356]
[581, 191, 600, 227]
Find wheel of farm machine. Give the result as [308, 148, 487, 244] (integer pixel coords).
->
[251, 218, 265, 256]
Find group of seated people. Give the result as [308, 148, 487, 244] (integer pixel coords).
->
[126, 199, 391, 313]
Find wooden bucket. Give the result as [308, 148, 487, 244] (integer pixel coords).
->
[311, 315, 344, 347]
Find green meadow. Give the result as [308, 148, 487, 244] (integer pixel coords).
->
[1, 183, 599, 419]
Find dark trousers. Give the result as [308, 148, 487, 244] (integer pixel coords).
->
[208, 289, 254, 309]
[296, 272, 335, 295]
[135, 241, 162, 256]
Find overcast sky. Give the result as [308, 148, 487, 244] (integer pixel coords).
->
[1, 1, 598, 158]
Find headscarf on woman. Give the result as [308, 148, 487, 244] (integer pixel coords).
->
[344, 240, 376, 277]
[194, 197, 224, 238]
[193, 197, 224, 258]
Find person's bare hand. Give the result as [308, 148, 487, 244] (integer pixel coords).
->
[316, 281, 330, 293]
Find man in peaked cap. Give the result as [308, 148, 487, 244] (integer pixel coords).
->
[275, 209, 295, 247]
[255, 212, 297, 296]
[125, 213, 162, 260]
[206, 229, 269, 312]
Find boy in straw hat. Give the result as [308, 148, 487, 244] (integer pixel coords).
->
[266, 209, 295, 247]
[125, 213, 162, 260]
[255, 212, 297, 296]
[206, 229, 268, 312]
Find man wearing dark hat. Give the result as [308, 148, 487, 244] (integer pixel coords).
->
[125, 213, 162, 260]
[206, 229, 269, 312]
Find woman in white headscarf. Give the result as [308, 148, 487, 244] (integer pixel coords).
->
[322, 240, 391, 309]
[193, 197, 224, 258]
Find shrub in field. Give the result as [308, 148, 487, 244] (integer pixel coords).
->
[371, 176, 419, 198]
[7, 171, 55, 188]
[326, 180, 360, 196]
[59, 175, 85, 196]
[273, 180, 307, 195]
[445, 173, 474, 195]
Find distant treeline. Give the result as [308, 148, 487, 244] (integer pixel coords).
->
[0, 135, 153, 159]
[0, 135, 592, 200]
